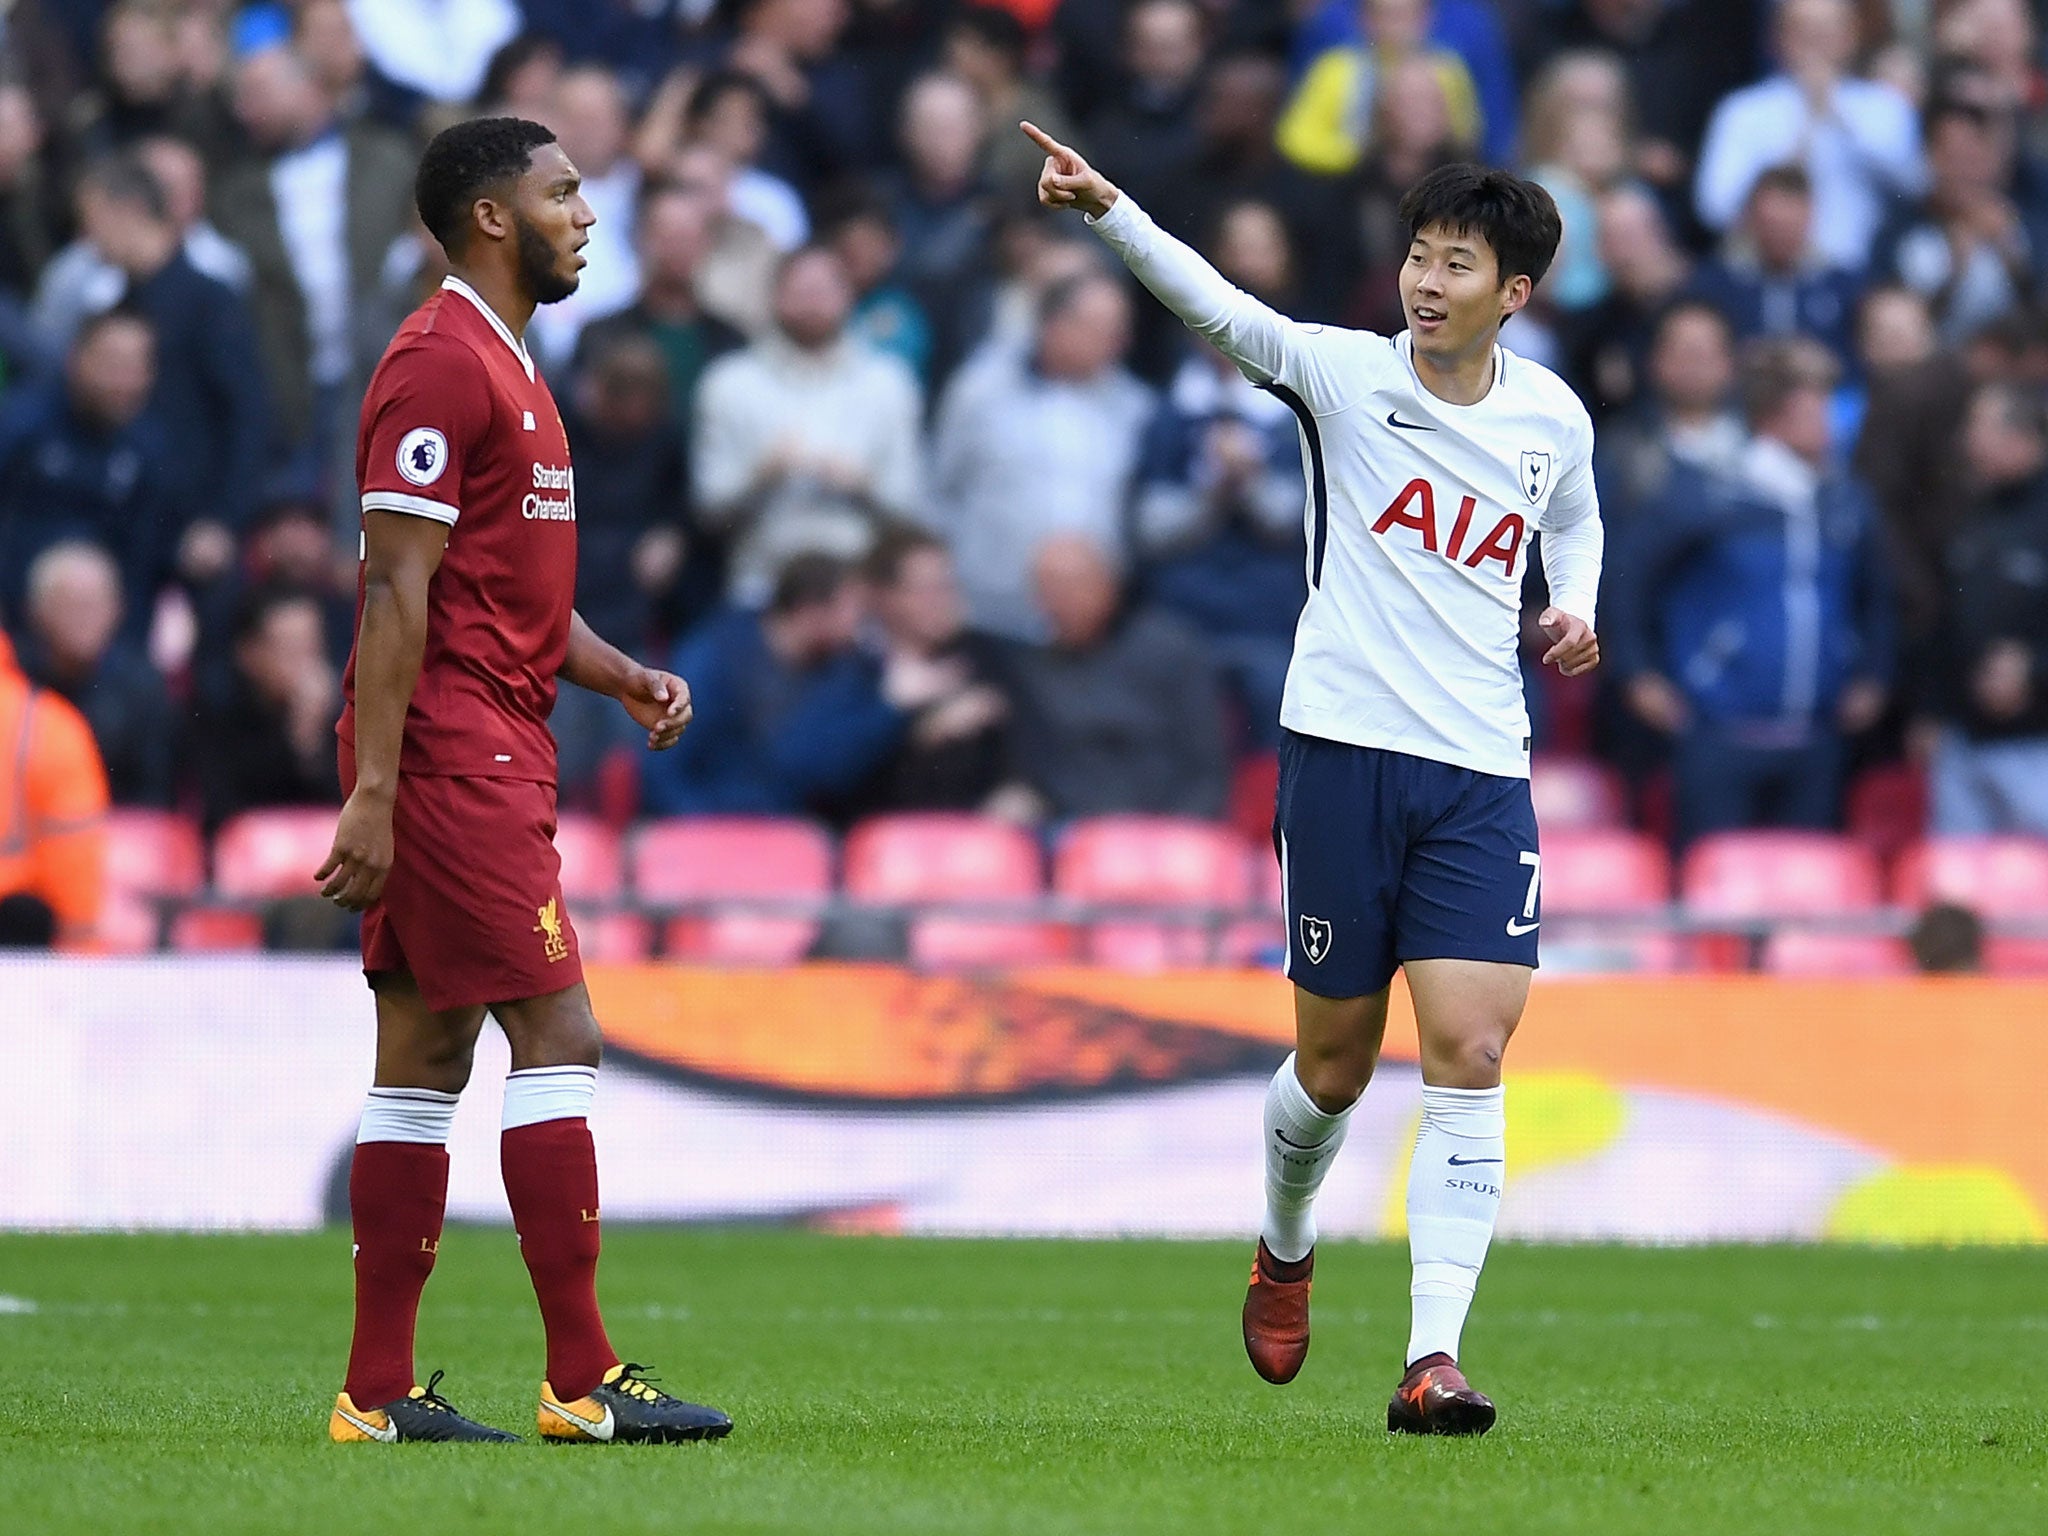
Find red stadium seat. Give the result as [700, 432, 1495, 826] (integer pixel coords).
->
[631, 817, 832, 965]
[168, 907, 263, 951]
[577, 910, 653, 963]
[102, 810, 205, 951]
[1055, 817, 1254, 969]
[1760, 930, 1914, 977]
[1529, 756, 1625, 831]
[1539, 829, 1670, 914]
[910, 919, 1074, 969]
[211, 808, 340, 899]
[553, 813, 625, 903]
[1891, 836, 2048, 913]
[1679, 832, 1883, 918]
[1537, 829, 1677, 972]
[1986, 937, 2048, 976]
[842, 814, 1043, 902]
[844, 814, 1054, 970]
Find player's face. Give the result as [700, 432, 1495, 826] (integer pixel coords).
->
[511, 142, 595, 305]
[1399, 223, 1526, 367]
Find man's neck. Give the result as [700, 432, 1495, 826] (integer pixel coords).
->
[1412, 335, 1498, 407]
[449, 261, 534, 341]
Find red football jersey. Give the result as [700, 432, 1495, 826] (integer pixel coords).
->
[339, 277, 576, 782]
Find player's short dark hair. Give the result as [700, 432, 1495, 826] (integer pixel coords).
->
[866, 523, 945, 587]
[1396, 163, 1562, 288]
[769, 552, 856, 616]
[1750, 163, 1811, 203]
[78, 150, 169, 222]
[414, 115, 558, 254]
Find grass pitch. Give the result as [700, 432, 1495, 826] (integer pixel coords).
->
[2, 1231, 2044, 1534]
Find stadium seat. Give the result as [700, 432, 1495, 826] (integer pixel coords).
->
[631, 817, 832, 965]
[1537, 829, 1677, 972]
[843, 814, 1043, 902]
[1679, 832, 1883, 917]
[168, 907, 263, 951]
[102, 810, 205, 951]
[577, 910, 653, 963]
[554, 813, 625, 903]
[910, 918, 1074, 969]
[1055, 816, 1254, 968]
[1891, 836, 2048, 913]
[1986, 937, 2048, 976]
[1538, 829, 1670, 913]
[1529, 756, 1625, 831]
[210, 808, 340, 899]
[1679, 832, 1882, 972]
[1759, 930, 1915, 977]
[843, 814, 1057, 971]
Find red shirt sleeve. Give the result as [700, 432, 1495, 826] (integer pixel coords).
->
[357, 337, 495, 527]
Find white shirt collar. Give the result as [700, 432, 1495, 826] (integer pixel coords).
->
[440, 274, 534, 380]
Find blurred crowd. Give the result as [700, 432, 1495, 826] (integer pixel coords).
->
[7, 0, 2048, 946]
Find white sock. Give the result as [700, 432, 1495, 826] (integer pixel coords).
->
[1405, 1083, 1505, 1366]
[355, 1086, 460, 1145]
[502, 1065, 597, 1130]
[1260, 1053, 1352, 1263]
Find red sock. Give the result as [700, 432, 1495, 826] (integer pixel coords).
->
[344, 1141, 448, 1407]
[501, 1118, 617, 1400]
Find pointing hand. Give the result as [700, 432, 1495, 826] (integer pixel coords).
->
[1022, 122, 1119, 219]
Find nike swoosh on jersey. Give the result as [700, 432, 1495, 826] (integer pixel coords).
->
[335, 1406, 398, 1443]
[1385, 410, 1436, 431]
[545, 1398, 616, 1440]
[1506, 918, 1540, 936]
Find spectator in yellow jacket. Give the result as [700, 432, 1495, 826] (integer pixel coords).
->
[1277, 0, 1481, 177]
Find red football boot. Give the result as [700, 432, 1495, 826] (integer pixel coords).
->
[1386, 1352, 1496, 1436]
[1241, 1239, 1313, 1384]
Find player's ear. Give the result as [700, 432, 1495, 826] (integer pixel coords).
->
[470, 192, 512, 246]
[1497, 273, 1533, 319]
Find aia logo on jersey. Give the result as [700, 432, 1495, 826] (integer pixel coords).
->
[1372, 478, 1526, 578]
[396, 426, 448, 487]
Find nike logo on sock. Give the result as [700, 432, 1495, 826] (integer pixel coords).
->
[1446, 1154, 1503, 1166]
[1273, 1129, 1333, 1151]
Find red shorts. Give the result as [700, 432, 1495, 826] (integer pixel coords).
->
[340, 744, 582, 1011]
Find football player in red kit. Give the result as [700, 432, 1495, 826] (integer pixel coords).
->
[318, 116, 729, 1446]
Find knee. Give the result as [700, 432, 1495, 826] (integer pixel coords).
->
[507, 1004, 603, 1071]
[385, 1040, 475, 1096]
[1429, 1030, 1509, 1090]
[1294, 1041, 1371, 1114]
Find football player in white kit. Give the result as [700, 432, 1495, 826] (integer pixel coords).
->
[1024, 124, 1603, 1435]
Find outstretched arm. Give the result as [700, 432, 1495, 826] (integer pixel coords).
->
[1023, 122, 1371, 413]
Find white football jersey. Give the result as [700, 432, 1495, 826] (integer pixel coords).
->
[1093, 197, 1603, 780]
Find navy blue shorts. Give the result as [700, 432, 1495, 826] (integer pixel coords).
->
[1274, 730, 1542, 998]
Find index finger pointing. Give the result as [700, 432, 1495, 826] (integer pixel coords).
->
[1020, 121, 1070, 161]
